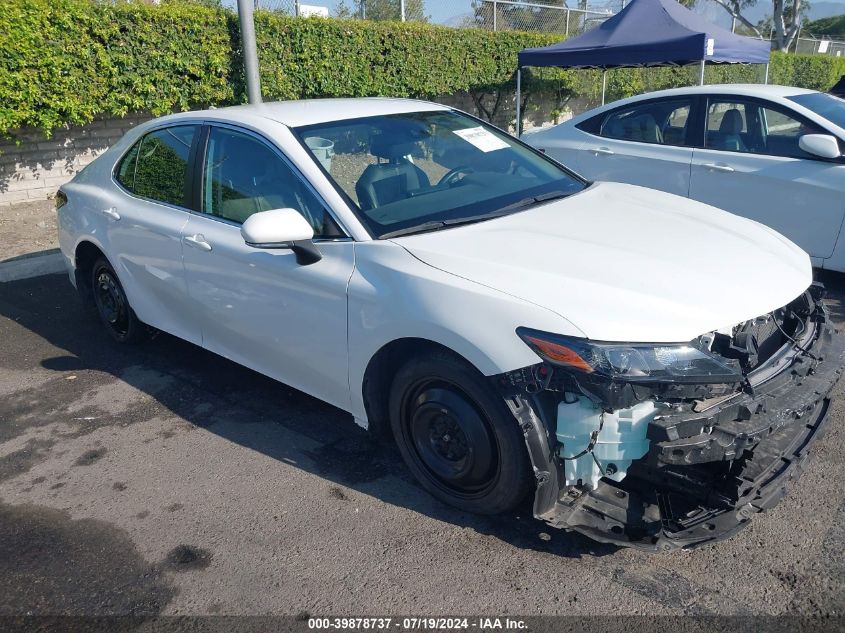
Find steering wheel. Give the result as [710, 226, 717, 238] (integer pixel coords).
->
[438, 166, 474, 187]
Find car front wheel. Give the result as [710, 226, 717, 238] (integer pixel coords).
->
[389, 350, 532, 515]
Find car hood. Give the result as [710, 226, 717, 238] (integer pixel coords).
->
[394, 182, 812, 342]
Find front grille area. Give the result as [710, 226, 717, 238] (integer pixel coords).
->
[735, 312, 789, 371]
[709, 291, 815, 376]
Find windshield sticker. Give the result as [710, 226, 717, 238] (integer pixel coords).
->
[452, 127, 510, 152]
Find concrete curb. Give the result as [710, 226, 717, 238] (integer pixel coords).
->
[0, 249, 65, 283]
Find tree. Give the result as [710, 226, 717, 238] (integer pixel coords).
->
[708, 0, 764, 38]
[335, 0, 355, 18]
[706, 0, 807, 50]
[806, 14, 845, 38]
[341, 0, 429, 21]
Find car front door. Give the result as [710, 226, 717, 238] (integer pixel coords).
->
[688, 97, 845, 260]
[180, 124, 355, 410]
[109, 124, 202, 345]
[574, 97, 695, 197]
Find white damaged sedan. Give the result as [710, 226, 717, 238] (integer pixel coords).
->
[57, 98, 845, 550]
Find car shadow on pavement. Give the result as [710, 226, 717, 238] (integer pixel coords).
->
[0, 273, 618, 560]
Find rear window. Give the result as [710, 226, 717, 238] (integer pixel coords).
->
[599, 99, 693, 147]
[115, 125, 198, 208]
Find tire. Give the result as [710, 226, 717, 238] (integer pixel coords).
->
[389, 350, 532, 515]
[90, 257, 146, 344]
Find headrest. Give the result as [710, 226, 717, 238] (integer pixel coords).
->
[719, 109, 744, 135]
[369, 137, 420, 160]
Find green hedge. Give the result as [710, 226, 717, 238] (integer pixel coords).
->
[1, 0, 844, 138]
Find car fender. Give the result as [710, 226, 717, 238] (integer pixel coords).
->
[347, 240, 585, 424]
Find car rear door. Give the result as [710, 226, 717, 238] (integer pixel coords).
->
[109, 124, 202, 345]
[180, 123, 355, 410]
[571, 96, 696, 197]
[688, 96, 845, 260]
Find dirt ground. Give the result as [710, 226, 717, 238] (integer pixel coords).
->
[0, 199, 58, 261]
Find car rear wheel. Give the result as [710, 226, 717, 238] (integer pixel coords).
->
[389, 350, 532, 515]
[91, 257, 146, 344]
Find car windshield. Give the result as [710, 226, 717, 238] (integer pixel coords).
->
[787, 92, 845, 130]
[294, 110, 585, 238]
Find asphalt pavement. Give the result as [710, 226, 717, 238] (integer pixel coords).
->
[1, 271, 845, 618]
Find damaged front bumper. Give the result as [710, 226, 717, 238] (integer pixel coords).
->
[497, 291, 845, 551]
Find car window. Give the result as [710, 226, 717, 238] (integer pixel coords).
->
[202, 127, 338, 237]
[600, 99, 692, 146]
[122, 126, 198, 207]
[762, 106, 826, 159]
[115, 142, 140, 190]
[293, 110, 585, 239]
[706, 99, 825, 159]
[788, 92, 845, 130]
[705, 101, 756, 153]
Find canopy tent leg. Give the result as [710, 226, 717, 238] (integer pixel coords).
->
[699, 60, 705, 86]
[764, 63, 770, 84]
[601, 70, 607, 105]
[516, 68, 522, 136]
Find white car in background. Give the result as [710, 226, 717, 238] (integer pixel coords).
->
[524, 85, 845, 271]
[57, 98, 845, 551]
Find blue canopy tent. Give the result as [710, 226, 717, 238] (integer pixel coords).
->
[515, 0, 771, 132]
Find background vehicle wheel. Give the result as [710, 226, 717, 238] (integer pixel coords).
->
[91, 257, 146, 344]
[389, 350, 532, 515]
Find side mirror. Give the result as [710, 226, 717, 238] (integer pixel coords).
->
[241, 208, 322, 265]
[799, 134, 841, 160]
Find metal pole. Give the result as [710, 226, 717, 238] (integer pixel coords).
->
[699, 59, 705, 86]
[295, 0, 300, 16]
[400, 0, 405, 21]
[601, 69, 607, 105]
[493, 0, 497, 31]
[565, 9, 570, 36]
[516, 68, 522, 136]
[237, 0, 262, 104]
[764, 63, 770, 84]
[731, 16, 736, 33]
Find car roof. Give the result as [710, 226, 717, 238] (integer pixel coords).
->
[155, 97, 450, 128]
[558, 84, 821, 126]
[625, 84, 818, 99]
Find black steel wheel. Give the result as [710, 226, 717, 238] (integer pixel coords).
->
[389, 350, 532, 514]
[91, 257, 146, 344]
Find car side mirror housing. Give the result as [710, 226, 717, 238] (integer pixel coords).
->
[240, 208, 322, 265]
[799, 134, 841, 160]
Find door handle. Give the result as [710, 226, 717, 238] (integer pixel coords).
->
[183, 234, 212, 252]
[101, 207, 121, 221]
[703, 162, 735, 173]
[591, 147, 614, 156]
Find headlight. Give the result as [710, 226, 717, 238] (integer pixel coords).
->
[517, 328, 743, 384]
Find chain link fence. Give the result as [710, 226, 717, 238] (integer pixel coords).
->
[792, 36, 845, 58]
[253, 0, 616, 34]
[254, 0, 297, 14]
[251, 0, 845, 57]
[469, 0, 614, 36]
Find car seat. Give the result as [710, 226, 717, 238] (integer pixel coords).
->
[355, 138, 431, 210]
[718, 109, 747, 152]
[608, 113, 663, 144]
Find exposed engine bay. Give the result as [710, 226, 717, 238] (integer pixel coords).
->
[495, 283, 845, 550]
